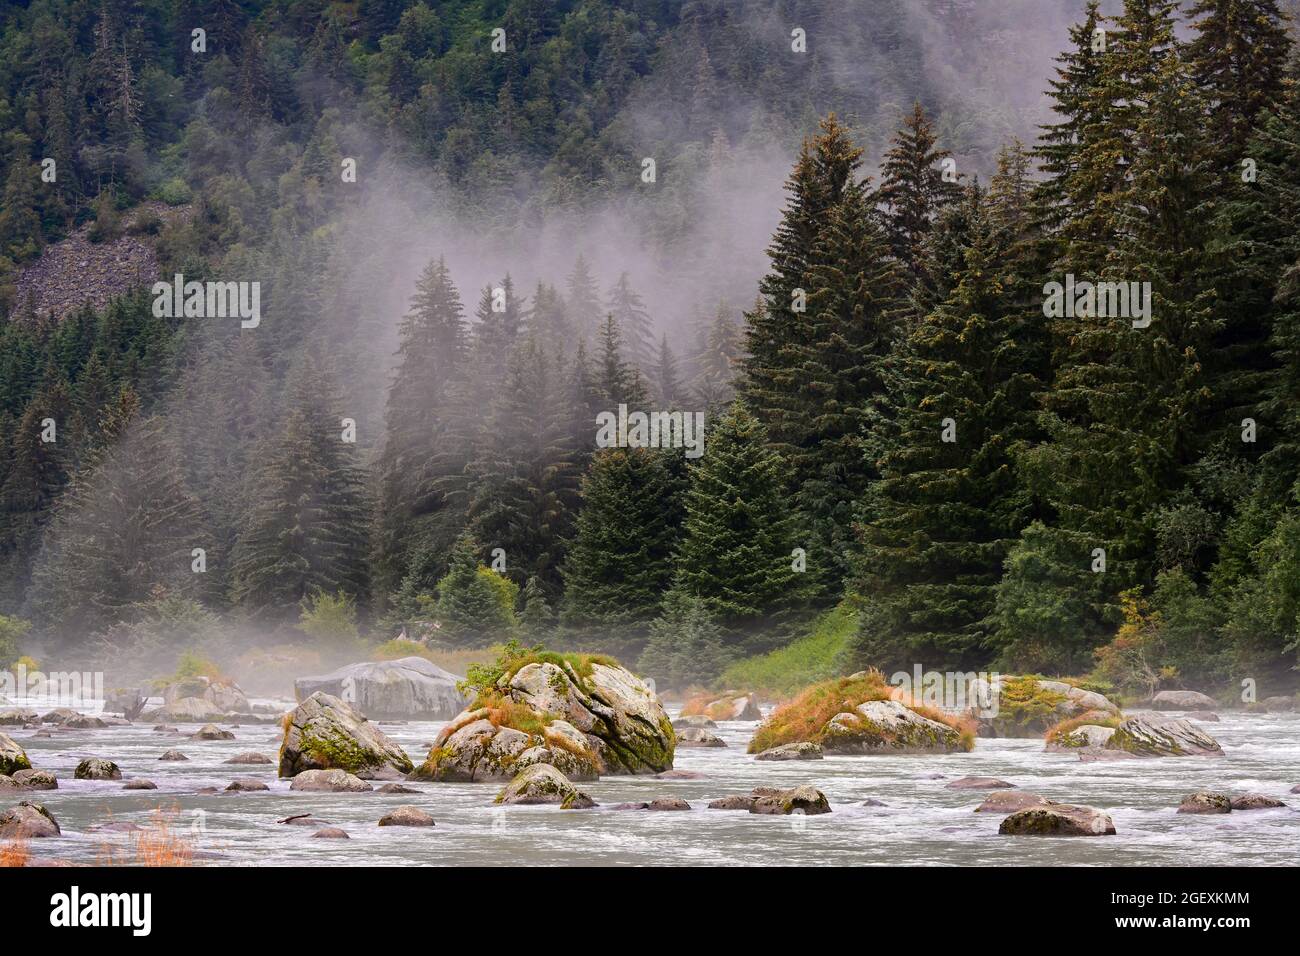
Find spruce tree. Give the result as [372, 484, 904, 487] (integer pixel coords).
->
[652, 333, 682, 408]
[849, 188, 1040, 672]
[560, 447, 685, 652]
[230, 356, 370, 618]
[673, 402, 806, 652]
[875, 101, 963, 303]
[605, 273, 654, 371]
[433, 532, 516, 645]
[565, 255, 602, 347]
[637, 589, 731, 690]
[374, 256, 470, 597]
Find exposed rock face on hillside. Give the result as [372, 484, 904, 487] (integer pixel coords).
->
[12, 202, 193, 321]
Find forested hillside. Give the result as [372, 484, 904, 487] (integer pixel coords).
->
[0, 0, 1297, 701]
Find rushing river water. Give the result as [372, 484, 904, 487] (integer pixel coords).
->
[8, 702, 1299, 866]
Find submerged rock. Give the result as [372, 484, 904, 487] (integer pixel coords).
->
[378, 805, 436, 827]
[288, 769, 372, 793]
[123, 779, 157, 790]
[278, 692, 413, 778]
[945, 776, 1015, 790]
[158, 750, 189, 761]
[1229, 793, 1286, 811]
[494, 764, 596, 809]
[376, 783, 421, 794]
[821, 700, 966, 754]
[1177, 791, 1231, 814]
[1152, 690, 1218, 711]
[225, 778, 269, 792]
[295, 657, 469, 721]
[999, 804, 1115, 836]
[0, 800, 61, 838]
[1104, 714, 1223, 757]
[750, 785, 831, 816]
[312, 827, 350, 839]
[675, 727, 726, 748]
[974, 791, 1051, 813]
[754, 741, 824, 761]
[74, 757, 121, 780]
[0, 731, 32, 776]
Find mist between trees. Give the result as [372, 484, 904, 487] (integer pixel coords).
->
[0, 1, 1299, 701]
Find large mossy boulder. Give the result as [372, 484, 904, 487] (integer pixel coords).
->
[279, 692, 413, 778]
[748, 674, 972, 755]
[413, 653, 674, 781]
[294, 657, 468, 720]
[1103, 713, 1223, 757]
[0, 731, 32, 776]
[495, 764, 596, 809]
[988, 677, 1120, 738]
[821, 700, 969, 754]
[999, 804, 1116, 836]
[411, 709, 602, 782]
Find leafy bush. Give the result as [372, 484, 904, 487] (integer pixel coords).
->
[0, 615, 31, 668]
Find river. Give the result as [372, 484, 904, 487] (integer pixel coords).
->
[8, 703, 1299, 866]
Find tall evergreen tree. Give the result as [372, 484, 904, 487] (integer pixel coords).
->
[673, 402, 806, 652]
[849, 188, 1041, 672]
[374, 256, 470, 597]
[230, 356, 370, 617]
[605, 272, 654, 371]
[560, 447, 686, 652]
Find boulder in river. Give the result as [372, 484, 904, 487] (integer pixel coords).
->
[158, 750, 188, 761]
[999, 804, 1116, 836]
[0, 800, 61, 838]
[0, 731, 31, 776]
[1152, 690, 1218, 711]
[191, 723, 235, 741]
[1045, 720, 1118, 753]
[0, 775, 21, 793]
[821, 700, 968, 754]
[1177, 791, 1231, 814]
[494, 764, 596, 809]
[1262, 696, 1295, 712]
[12, 769, 56, 790]
[974, 791, 1052, 813]
[123, 779, 157, 790]
[754, 741, 824, 761]
[288, 769, 372, 792]
[672, 715, 718, 730]
[312, 827, 350, 839]
[0, 708, 38, 726]
[945, 776, 1015, 790]
[1104, 713, 1223, 757]
[225, 778, 269, 792]
[74, 757, 121, 780]
[988, 677, 1120, 738]
[675, 727, 726, 748]
[378, 805, 436, 826]
[1229, 793, 1286, 810]
[414, 652, 673, 780]
[278, 692, 413, 778]
[224, 751, 272, 765]
[159, 675, 250, 715]
[708, 794, 757, 810]
[648, 797, 691, 811]
[681, 692, 762, 722]
[295, 657, 469, 720]
[750, 785, 831, 816]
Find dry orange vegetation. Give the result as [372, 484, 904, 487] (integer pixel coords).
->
[0, 836, 30, 867]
